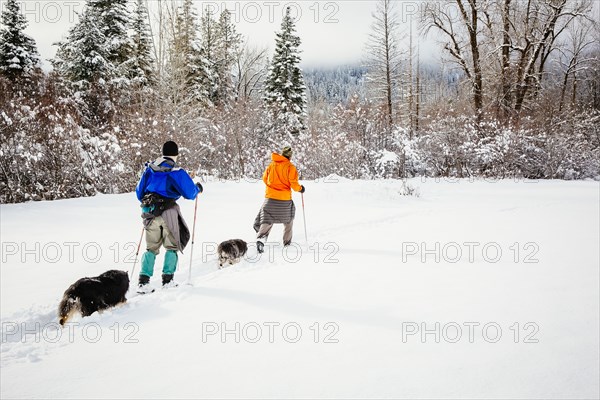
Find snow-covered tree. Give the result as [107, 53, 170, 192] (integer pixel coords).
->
[53, 6, 113, 88]
[0, 0, 41, 84]
[88, 0, 131, 77]
[169, 0, 211, 104]
[198, 7, 220, 105]
[263, 6, 307, 135]
[216, 10, 241, 106]
[128, 0, 154, 86]
[235, 43, 269, 102]
[53, 0, 133, 88]
[365, 0, 402, 130]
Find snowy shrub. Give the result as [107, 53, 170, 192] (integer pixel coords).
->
[374, 150, 401, 178]
[399, 179, 420, 197]
[293, 107, 367, 180]
[392, 127, 428, 177]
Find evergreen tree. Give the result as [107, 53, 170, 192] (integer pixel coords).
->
[0, 0, 41, 83]
[216, 10, 241, 106]
[198, 8, 220, 105]
[88, 0, 131, 74]
[52, 4, 117, 130]
[53, 0, 133, 87]
[53, 6, 113, 87]
[263, 7, 307, 134]
[171, 0, 207, 104]
[128, 0, 154, 86]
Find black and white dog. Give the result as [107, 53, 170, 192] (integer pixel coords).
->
[217, 239, 248, 269]
[58, 270, 129, 326]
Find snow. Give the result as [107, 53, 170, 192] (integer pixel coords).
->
[1, 179, 599, 399]
[378, 150, 399, 164]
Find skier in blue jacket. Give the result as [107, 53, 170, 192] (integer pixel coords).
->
[135, 141, 202, 292]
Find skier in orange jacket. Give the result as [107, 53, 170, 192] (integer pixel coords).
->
[253, 146, 305, 253]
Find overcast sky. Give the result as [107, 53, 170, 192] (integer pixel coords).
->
[7, 0, 439, 70]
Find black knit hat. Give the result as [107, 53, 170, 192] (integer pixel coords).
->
[162, 141, 179, 157]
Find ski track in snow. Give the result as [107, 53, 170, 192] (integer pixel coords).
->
[0, 223, 341, 368]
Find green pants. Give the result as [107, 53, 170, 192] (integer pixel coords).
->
[140, 216, 178, 277]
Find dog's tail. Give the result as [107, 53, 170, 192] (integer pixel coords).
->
[58, 291, 80, 326]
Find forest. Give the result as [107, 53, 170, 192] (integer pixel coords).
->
[1, 0, 598, 203]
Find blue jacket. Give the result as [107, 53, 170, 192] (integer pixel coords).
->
[136, 157, 199, 201]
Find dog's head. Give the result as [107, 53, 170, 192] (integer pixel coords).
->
[218, 253, 231, 268]
[217, 240, 248, 268]
[98, 270, 130, 293]
[100, 270, 129, 280]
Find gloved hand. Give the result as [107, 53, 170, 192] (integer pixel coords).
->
[196, 182, 204, 193]
[300, 185, 305, 193]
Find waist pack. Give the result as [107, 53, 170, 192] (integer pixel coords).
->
[141, 193, 176, 217]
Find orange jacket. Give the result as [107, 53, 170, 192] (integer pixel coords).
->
[263, 153, 303, 200]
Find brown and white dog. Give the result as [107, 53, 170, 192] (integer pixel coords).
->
[217, 239, 248, 269]
[58, 270, 129, 326]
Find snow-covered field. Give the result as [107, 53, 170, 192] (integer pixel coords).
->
[1, 178, 598, 399]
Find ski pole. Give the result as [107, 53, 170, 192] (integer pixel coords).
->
[188, 195, 199, 284]
[130, 226, 145, 279]
[301, 192, 308, 244]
